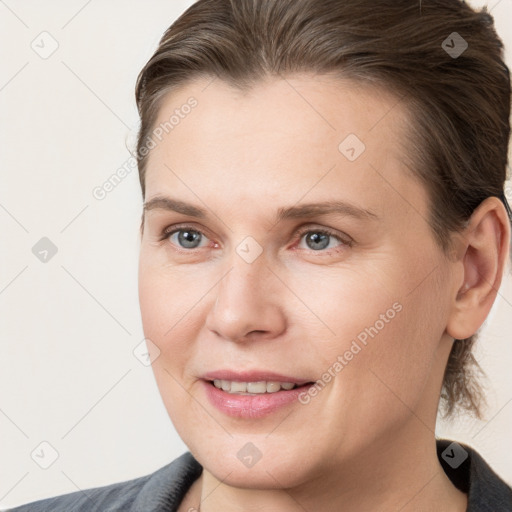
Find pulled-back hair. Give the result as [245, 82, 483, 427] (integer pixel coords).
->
[135, 0, 512, 418]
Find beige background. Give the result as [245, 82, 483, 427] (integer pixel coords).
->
[1, 0, 511, 508]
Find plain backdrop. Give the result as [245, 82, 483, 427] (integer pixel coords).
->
[1, 0, 511, 509]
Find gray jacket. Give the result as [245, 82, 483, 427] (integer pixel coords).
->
[6, 440, 512, 511]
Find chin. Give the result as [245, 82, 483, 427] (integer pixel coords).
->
[208, 458, 309, 490]
[187, 438, 316, 490]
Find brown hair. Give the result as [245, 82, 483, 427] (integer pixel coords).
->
[134, 0, 511, 418]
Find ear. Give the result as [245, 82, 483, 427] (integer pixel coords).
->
[446, 196, 511, 340]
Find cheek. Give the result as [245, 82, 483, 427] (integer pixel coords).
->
[300, 256, 448, 417]
[287, 263, 403, 354]
[138, 256, 202, 344]
[137, 262, 200, 408]
[138, 263, 203, 430]
[339, 274, 448, 429]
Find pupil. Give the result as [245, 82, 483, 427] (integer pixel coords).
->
[178, 230, 201, 248]
[307, 232, 329, 250]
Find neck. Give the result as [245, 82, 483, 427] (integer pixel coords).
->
[193, 423, 467, 512]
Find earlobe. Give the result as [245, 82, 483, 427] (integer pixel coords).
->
[447, 197, 510, 340]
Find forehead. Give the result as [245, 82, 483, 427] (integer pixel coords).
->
[144, 74, 427, 223]
[151, 73, 408, 154]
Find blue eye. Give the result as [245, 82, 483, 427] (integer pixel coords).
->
[161, 225, 350, 254]
[297, 229, 346, 252]
[166, 228, 210, 249]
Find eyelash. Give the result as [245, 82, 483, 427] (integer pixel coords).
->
[159, 223, 352, 255]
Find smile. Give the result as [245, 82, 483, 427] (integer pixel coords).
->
[211, 379, 298, 394]
[202, 378, 315, 418]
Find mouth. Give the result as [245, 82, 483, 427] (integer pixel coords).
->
[201, 373, 316, 418]
[208, 379, 311, 394]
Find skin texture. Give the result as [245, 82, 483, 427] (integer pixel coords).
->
[138, 74, 510, 511]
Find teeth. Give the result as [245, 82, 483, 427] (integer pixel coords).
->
[247, 381, 266, 393]
[266, 381, 281, 393]
[212, 380, 298, 394]
[230, 381, 247, 393]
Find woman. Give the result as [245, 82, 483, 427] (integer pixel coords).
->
[9, 0, 512, 510]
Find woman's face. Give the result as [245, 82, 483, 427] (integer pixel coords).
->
[138, 75, 459, 488]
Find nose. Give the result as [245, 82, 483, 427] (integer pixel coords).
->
[205, 252, 287, 343]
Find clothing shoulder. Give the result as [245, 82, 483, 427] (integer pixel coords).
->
[437, 439, 512, 511]
[6, 452, 202, 512]
[466, 444, 512, 511]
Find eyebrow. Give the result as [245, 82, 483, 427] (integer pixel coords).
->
[142, 196, 379, 223]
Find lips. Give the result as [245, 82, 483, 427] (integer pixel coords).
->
[200, 370, 315, 418]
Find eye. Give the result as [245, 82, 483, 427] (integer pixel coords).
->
[160, 224, 351, 254]
[163, 226, 211, 250]
[296, 228, 350, 252]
